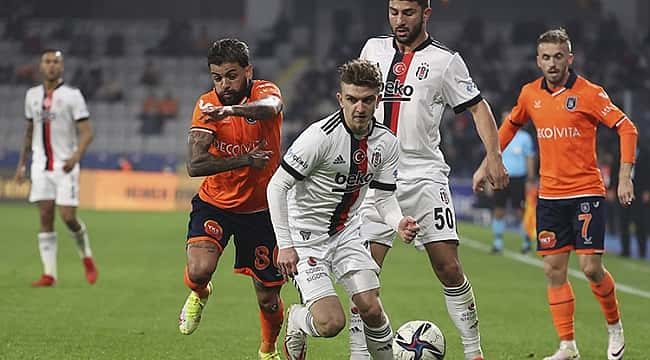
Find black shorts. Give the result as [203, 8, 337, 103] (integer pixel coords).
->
[493, 176, 526, 209]
[187, 194, 283, 287]
[536, 196, 606, 256]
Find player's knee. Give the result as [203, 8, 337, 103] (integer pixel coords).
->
[581, 263, 604, 282]
[543, 262, 566, 280]
[316, 316, 345, 337]
[358, 301, 384, 327]
[434, 261, 463, 286]
[186, 263, 212, 286]
[257, 295, 281, 313]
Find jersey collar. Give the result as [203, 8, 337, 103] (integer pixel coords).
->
[541, 69, 577, 94]
[341, 110, 376, 139]
[392, 35, 434, 53]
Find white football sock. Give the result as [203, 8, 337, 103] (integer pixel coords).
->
[70, 219, 92, 258]
[444, 275, 483, 360]
[38, 232, 58, 279]
[291, 304, 321, 337]
[363, 313, 393, 360]
[349, 299, 371, 359]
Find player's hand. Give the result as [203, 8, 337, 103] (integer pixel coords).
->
[472, 161, 488, 192]
[485, 153, 509, 191]
[201, 105, 234, 122]
[397, 216, 419, 243]
[14, 164, 26, 183]
[617, 177, 635, 207]
[277, 247, 299, 281]
[63, 154, 80, 173]
[247, 141, 273, 169]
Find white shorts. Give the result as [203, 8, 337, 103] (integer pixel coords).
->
[361, 180, 459, 248]
[291, 224, 380, 305]
[29, 164, 80, 206]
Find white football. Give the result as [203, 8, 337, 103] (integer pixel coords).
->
[393, 320, 446, 360]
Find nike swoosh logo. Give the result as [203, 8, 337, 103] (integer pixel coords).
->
[610, 344, 625, 357]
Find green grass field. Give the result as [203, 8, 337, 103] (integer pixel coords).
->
[1, 203, 649, 360]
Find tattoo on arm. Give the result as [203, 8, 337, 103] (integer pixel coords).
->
[231, 96, 283, 120]
[186, 131, 251, 177]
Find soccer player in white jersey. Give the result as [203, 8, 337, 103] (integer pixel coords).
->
[267, 59, 420, 360]
[14, 49, 97, 287]
[349, 1, 509, 359]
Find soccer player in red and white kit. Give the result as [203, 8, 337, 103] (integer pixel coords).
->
[475, 28, 636, 360]
[15, 49, 97, 287]
[350, 1, 508, 359]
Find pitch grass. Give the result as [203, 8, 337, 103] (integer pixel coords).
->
[1, 203, 649, 359]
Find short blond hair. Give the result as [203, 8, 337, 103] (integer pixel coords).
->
[338, 59, 383, 92]
[537, 28, 572, 52]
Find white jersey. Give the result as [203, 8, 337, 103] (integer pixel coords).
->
[24, 83, 90, 171]
[360, 35, 482, 183]
[281, 110, 399, 244]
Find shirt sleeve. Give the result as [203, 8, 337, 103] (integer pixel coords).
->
[189, 96, 218, 134]
[441, 53, 483, 113]
[71, 89, 90, 121]
[24, 91, 32, 120]
[369, 135, 398, 191]
[586, 86, 628, 128]
[280, 125, 323, 180]
[251, 81, 282, 101]
[267, 166, 298, 249]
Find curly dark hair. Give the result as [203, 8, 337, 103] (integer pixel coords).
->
[207, 38, 250, 67]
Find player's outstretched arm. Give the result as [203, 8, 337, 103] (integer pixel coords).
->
[14, 121, 33, 183]
[202, 96, 283, 122]
[186, 132, 271, 177]
[267, 166, 299, 279]
[468, 100, 508, 191]
[615, 118, 639, 207]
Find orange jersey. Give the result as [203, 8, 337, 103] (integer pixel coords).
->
[502, 71, 628, 199]
[190, 80, 282, 213]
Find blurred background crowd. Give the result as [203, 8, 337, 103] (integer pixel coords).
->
[0, 0, 648, 257]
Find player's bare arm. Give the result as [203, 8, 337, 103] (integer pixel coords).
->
[14, 121, 33, 182]
[469, 100, 509, 191]
[618, 163, 635, 207]
[202, 96, 282, 122]
[186, 131, 272, 177]
[63, 119, 93, 173]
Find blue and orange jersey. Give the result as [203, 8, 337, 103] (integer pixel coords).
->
[189, 80, 283, 213]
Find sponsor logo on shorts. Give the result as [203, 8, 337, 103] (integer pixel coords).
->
[300, 231, 311, 241]
[307, 256, 317, 266]
[580, 202, 590, 213]
[440, 188, 449, 205]
[538, 230, 557, 249]
[203, 220, 223, 240]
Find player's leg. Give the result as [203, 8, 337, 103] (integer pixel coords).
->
[253, 282, 283, 359]
[425, 241, 483, 360]
[491, 188, 507, 253]
[538, 198, 580, 359]
[574, 197, 624, 360]
[179, 195, 229, 335]
[284, 253, 343, 360]
[348, 204, 395, 359]
[344, 274, 393, 360]
[29, 167, 58, 286]
[34, 200, 57, 286]
[233, 210, 286, 359]
[418, 183, 483, 360]
[58, 206, 97, 284]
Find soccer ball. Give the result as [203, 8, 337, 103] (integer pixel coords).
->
[393, 320, 446, 360]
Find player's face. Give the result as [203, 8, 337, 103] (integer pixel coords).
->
[40, 51, 64, 82]
[388, 1, 430, 45]
[536, 42, 574, 87]
[209, 62, 253, 105]
[337, 83, 379, 136]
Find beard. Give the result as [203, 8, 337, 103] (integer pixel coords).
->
[393, 19, 423, 46]
[217, 79, 250, 105]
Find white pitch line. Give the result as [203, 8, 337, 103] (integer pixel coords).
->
[461, 237, 650, 300]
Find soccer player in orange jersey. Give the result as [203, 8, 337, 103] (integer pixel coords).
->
[474, 28, 637, 360]
[178, 39, 285, 360]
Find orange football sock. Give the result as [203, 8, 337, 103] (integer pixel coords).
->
[259, 297, 284, 353]
[184, 266, 210, 299]
[590, 271, 620, 325]
[547, 282, 575, 341]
